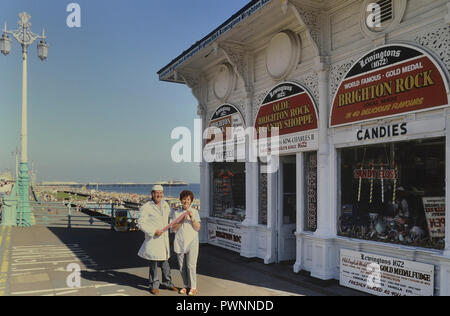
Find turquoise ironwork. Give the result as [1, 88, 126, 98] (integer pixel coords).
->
[1, 184, 18, 226]
[1, 13, 48, 227]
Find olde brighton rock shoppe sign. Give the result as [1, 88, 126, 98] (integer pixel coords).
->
[255, 82, 319, 155]
[330, 44, 449, 127]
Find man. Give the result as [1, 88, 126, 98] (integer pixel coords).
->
[137, 185, 178, 295]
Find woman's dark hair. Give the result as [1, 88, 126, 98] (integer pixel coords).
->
[180, 190, 194, 201]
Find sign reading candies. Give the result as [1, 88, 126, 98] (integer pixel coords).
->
[330, 44, 449, 127]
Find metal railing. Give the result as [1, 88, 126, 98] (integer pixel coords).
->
[30, 201, 139, 230]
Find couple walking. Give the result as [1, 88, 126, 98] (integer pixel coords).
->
[137, 185, 201, 296]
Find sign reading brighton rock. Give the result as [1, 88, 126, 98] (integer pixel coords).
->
[205, 104, 245, 161]
[207, 222, 242, 253]
[255, 82, 319, 155]
[330, 44, 449, 127]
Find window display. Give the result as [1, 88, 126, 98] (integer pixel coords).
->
[338, 137, 445, 249]
[211, 163, 246, 222]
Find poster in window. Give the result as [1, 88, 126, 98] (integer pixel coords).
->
[422, 197, 445, 238]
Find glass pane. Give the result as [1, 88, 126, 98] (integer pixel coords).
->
[339, 138, 445, 250]
[211, 163, 246, 222]
[283, 162, 296, 224]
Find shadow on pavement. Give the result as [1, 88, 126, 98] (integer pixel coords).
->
[44, 227, 364, 296]
[80, 270, 149, 292]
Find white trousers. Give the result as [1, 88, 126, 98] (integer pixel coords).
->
[177, 243, 199, 289]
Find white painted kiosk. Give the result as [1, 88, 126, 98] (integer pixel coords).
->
[158, 0, 450, 296]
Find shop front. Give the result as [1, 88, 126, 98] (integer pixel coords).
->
[330, 44, 450, 296]
[158, 0, 450, 296]
[254, 82, 319, 263]
[204, 104, 246, 253]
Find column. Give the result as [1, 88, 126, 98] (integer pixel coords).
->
[244, 162, 258, 226]
[240, 95, 259, 258]
[199, 162, 209, 244]
[445, 113, 450, 257]
[264, 168, 278, 264]
[311, 57, 337, 280]
[17, 48, 31, 226]
[199, 108, 210, 244]
[314, 59, 332, 237]
[294, 152, 304, 273]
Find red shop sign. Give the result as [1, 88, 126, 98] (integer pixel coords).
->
[255, 82, 318, 137]
[330, 44, 449, 127]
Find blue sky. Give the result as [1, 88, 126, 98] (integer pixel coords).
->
[0, 0, 249, 183]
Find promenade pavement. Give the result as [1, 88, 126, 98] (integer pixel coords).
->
[0, 216, 368, 297]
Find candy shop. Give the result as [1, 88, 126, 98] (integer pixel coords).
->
[158, 0, 450, 295]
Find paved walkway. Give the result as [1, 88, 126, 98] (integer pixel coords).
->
[0, 223, 367, 296]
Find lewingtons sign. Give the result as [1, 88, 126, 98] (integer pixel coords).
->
[255, 82, 319, 154]
[330, 44, 449, 127]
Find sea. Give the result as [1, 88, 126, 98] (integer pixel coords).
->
[83, 183, 201, 200]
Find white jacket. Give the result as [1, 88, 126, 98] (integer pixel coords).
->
[137, 200, 171, 261]
[172, 208, 201, 254]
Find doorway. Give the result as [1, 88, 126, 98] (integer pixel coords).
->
[277, 156, 297, 262]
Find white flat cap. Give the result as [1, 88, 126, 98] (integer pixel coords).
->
[152, 185, 164, 192]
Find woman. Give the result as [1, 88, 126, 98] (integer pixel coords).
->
[171, 190, 201, 296]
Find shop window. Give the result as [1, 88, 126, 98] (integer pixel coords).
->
[338, 137, 445, 250]
[259, 163, 268, 225]
[282, 161, 296, 225]
[304, 152, 317, 232]
[211, 162, 246, 222]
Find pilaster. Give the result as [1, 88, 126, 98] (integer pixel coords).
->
[445, 114, 450, 257]
[199, 161, 210, 244]
[294, 152, 304, 273]
[313, 56, 332, 237]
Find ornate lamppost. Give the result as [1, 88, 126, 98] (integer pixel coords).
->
[0, 12, 48, 226]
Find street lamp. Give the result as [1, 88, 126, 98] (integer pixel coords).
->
[1, 12, 48, 227]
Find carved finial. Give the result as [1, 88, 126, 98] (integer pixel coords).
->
[18, 12, 31, 28]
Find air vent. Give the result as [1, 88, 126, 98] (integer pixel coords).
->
[377, 0, 393, 23]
